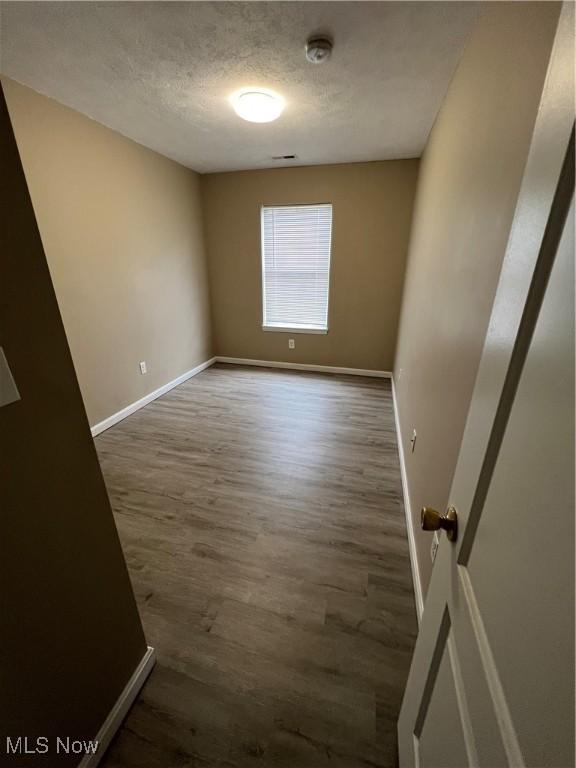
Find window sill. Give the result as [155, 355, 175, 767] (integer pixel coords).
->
[262, 326, 328, 335]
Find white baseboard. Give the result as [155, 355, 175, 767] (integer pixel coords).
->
[91, 357, 389, 438]
[215, 356, 392, 378]
[90, 357, 216, 437]
[79, 646, 155, 767]
[391, 376, 424, 622]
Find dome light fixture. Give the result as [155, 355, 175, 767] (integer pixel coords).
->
[230, 88, 285, 123]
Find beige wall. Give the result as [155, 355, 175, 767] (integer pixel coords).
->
[1, 82, 147, 757]
[3, 77, 212, 427]
[202, 161, 419, 371]
[393, 2, 561, 596]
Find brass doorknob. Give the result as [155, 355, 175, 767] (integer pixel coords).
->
[421, 506, 458, 542]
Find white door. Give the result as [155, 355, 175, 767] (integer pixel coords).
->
[398, 7, 575, 768]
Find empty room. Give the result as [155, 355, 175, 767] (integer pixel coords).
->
[1, 2, 574, 767]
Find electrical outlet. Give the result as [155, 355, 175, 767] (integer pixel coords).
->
[430, 532, 439, 563]
[410, 429, 417, 453]
[288, 339, 295, 349]
[139, 361, 147, 375]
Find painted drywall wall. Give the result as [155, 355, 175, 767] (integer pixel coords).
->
[202, 161, 419, 371]
[0, 83, 147, 765]
[2, 77, 212, 428]
[393, 2, 562, 597]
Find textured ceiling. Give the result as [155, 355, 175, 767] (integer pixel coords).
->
[0, 2, 479, 173]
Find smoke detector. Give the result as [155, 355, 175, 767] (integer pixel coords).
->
[305, 37, 333, 64]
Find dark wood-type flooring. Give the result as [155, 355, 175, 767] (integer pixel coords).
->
[96, 364, 417, 768]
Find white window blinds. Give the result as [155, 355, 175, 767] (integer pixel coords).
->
[261, 204, 333, 331]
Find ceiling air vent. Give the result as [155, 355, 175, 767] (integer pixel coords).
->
[272, 154, 297, 160]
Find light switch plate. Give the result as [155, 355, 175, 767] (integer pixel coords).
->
[0, 347, 21, 408]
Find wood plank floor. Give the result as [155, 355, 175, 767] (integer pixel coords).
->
[96, 364, 417, 768]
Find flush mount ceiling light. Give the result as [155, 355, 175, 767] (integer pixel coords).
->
[230, 88, 285, 123]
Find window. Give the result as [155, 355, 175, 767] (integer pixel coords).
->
[261, 204, 333, 333]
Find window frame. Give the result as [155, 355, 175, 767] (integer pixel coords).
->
[260, 202, 333, 335]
